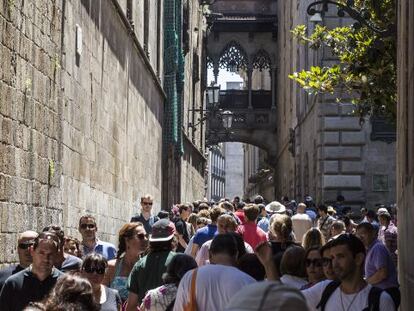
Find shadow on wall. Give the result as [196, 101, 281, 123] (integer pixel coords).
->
[79, 0, 162, 125]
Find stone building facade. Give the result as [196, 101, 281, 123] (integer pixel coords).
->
[206, 144, 225, 202]
[0, 0, 207, 265]
[274, 0, 396, 210]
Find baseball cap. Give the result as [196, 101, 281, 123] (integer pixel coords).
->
[265, 201, 286, 214]
[225, 281, 308, 311]
[149, 219, 176, 242]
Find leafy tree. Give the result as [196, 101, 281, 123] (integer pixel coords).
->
[289, 0, 396, 120]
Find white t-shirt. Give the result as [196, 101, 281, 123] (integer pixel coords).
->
[195, 239, 254, 266]
[302, 280, 396, 311]
[280, 274, 308, 289]
[173, 264, 256, 311]
[291, 213, 313, 243]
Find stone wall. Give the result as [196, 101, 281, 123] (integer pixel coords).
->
[397, 0, 414, 308]
[0, 0, 165, 265]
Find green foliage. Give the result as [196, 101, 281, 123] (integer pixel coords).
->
[289, 1, 396, 120]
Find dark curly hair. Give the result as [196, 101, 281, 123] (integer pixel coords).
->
[44, 274, 99, 311]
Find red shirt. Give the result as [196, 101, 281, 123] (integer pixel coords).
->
[234, 210, 246, 224]
[237, 222, 268, 249]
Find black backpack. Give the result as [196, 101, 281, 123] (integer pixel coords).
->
[316, 281, 383, 311]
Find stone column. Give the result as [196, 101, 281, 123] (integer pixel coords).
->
[271, 67, 276, 109]
[248, 67, 253, 109]
[213, 61, 219, 84]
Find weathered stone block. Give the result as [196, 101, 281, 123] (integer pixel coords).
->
[324, 161, 339, 173]
[323, 146, 361, 160]
[323, 175, 362, 189]
[324, 117, 361, 131]
[341, 161, 365, 174]
[1, 117, 14, 145]
[341, 132, 365, 145]
[324, 132, 339, 145]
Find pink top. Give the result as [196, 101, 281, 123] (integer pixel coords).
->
[237, 222, 268, 249]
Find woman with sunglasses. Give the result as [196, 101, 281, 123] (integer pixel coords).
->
[301, 246, 326, 289]
[81, 253, 122, 310]
[103, 223, 148, 302]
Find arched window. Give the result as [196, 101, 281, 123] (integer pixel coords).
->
[219, 41, 248, 72]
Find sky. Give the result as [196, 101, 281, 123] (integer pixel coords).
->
[207, 68, 244, 90]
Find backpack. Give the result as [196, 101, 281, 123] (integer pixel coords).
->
[316, 281, 383, 311]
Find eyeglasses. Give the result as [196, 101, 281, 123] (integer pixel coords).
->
[142, 202, 153, 206]
[80, 223, 96, 230]
[83, 266, 106, 274]
[18, 241, 34, 250]
[305, 258, 323, 268]
[322, 257, 332, 267]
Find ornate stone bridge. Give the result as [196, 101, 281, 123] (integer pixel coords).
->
[206, 89, 278, 164]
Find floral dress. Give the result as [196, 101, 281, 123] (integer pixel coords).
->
[140, 283, 178, 311]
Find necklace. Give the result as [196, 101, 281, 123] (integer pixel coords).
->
[340, 288, 360, 311]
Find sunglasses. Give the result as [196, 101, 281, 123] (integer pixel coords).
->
[80, 223, 96, 230]
[142, 202, 153, 206]
[321, 257, 332, 267]
[83, 266, 106, 274]
[135, 233, 148, 240]
[18, 242, 34, 250]
[305, 258, 323, 268]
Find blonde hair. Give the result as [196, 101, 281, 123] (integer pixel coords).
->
[270, 214, 292, 242]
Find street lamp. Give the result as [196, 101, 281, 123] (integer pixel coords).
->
[221, 110, 233, 130]
[206, 85, 220, 108]
[307, 0, 396, 37]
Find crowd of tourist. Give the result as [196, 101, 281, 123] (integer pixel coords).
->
[0, 193, 400, 311]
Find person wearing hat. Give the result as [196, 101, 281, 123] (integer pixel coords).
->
[126, 219, 176, 310]
[259, 201, 286, 235]
[377, 208, 398, 267]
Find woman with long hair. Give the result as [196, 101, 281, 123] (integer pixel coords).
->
[302, 227, 325, 251]
[103, 222, 148, 302]
[301, 246, 326, 289]
[81, 253, 122, 310]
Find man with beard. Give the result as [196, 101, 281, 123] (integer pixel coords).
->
[0, 232, 63, 310]
[301, 234, 395, 311]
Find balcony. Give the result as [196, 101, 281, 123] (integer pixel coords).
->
[217, 90, 272, 110]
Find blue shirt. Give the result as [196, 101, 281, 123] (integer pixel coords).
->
[257, 217, 270, 232]
[82, 239, 117, 260]
[193, 224, 218, 247]
[305, 209, 317, 222]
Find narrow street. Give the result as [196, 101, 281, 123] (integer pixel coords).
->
[0, 0, 413, 310]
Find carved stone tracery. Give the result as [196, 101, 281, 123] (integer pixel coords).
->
[252, 49, 271, 71]
[218, 41, 248, 71]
